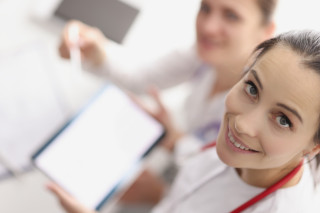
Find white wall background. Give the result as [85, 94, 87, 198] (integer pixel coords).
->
[275, 0, 320, 34]
[123, 0, 320, 59]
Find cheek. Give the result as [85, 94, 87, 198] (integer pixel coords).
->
[233, 36, 256, 56]
[195, 15, 201, 33]
[222, 30, 254, 61]
[263, 140, 289, 156]
[262, 134, 307, 159]
[225, 86, 244, 113]
[224, 93, 235, 113]
[195, 14, 206, 35]
[227, 26, 264, 52]
[222, 25, 240, 44]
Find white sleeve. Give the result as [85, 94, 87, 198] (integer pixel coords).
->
[173, 134, 202, 168]
[144, 134, 203, 176]
[83, 42, 202, 93]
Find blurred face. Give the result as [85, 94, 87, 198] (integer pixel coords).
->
[196, 0, 272, 67]
[216, 45, 320, 170]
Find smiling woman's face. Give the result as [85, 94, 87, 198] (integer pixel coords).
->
[216, 45, 320, 170]
[196, 0, 273, 68]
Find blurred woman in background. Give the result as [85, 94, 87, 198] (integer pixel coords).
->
[55, 0, 278, 208]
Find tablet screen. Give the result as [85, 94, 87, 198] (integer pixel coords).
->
[32, 85, 165, 210]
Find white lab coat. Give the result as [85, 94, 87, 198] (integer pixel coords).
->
[152, 147, 320, 213]
[84, 43, 227, 169]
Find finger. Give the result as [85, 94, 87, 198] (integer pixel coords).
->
[46, 182, 73, 202]
[60, 20, 96, 61]
[147, 86, 167, 114]
[62, 20, 82, 48]
[59, 42, 70, 59]
[78, 27, 98, 47]
[126, 91, 157, 119]
[78, 27, 106, 61]
[59, 20, 81, 59]
[46, 182, 93, 213]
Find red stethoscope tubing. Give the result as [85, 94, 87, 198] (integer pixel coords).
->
[202, 141, 303, 213]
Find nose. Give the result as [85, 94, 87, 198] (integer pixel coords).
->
[234, 112, 260, 138]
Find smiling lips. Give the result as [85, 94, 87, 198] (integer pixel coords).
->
[198, 36, 222, 50]
[226, 127, 259, 153]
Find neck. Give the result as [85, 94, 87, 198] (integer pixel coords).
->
[209, 62, 245, 98]
[237, 161, 304, 188]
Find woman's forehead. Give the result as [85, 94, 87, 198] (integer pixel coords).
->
[252, 46, 320, 114]
[204, 0, 260, 14]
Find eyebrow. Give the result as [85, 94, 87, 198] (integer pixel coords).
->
[276, 103, 303, 123]
[251, 69, 263, 90]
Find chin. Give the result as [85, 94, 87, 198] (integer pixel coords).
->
[197, 44, 221, 64]
[216, 145, 243, 168]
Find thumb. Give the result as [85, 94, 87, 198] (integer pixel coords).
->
[46, 182, 93, 213]
[147, 86, 166, 113]
[47, 182, 68, 199]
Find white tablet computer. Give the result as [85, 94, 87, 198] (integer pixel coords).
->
[31, 84, 165, 210]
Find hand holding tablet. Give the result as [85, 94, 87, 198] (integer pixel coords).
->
[32, 84, 165, 210]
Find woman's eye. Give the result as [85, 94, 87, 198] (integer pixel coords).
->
[200, 3, 210, 14]
[276, 115, 292, 128]
[225, 11, 239, 21]
[245, 81, 258, 98]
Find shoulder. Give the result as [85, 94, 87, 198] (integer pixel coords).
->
[248, 164, 319, 213]
[176, 147, 226, 183]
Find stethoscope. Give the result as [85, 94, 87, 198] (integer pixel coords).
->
[168, 141, 303, 213]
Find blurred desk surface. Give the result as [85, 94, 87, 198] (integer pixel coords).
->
[0, 170, 65, 213]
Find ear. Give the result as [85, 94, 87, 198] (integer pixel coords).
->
[305, 144, 320, 159]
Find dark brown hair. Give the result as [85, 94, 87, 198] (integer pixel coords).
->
[256, 0, 278, 25]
